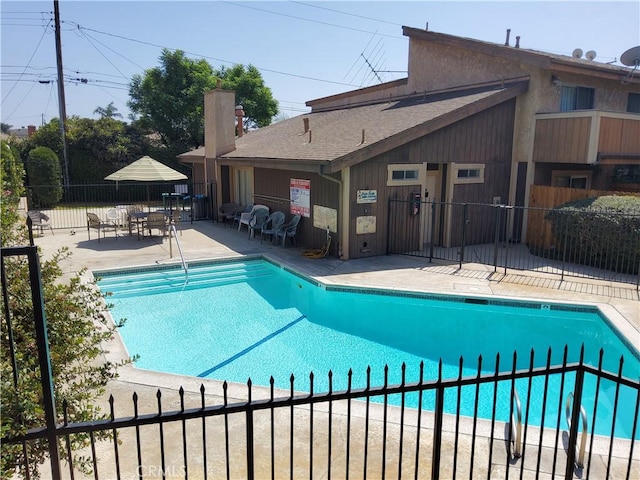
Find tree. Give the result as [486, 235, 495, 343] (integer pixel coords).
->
[128, 49, 278, 150]
[1, 122, 12, 133]
[1, 140, 131, 478]
[93, 102, 123, 119]
[18, 117, 148, 185]
[129, 49, 217, 150]
[26, 147, 63, 208]
[215, 64, 278, 131]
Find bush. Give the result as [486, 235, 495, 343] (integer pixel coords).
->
[26, 147, 63, 208]
[1, 144, 131, 478]
[545, 196, 640, 275]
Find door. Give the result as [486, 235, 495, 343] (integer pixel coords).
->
[422, 174, 438, 245]
[235, 168, 253, 206]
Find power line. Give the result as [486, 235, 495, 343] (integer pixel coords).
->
[1, 18, 52, 105]
[223, 1, 401, 39]
[291, 1, 402, 27]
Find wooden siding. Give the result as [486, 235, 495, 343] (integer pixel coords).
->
[532, 117, 591, 164]
[349, 100, 517, 258]
[599, 117, 640, 154]
[526, 184, 640, 249]
[254, 168, 339, 253]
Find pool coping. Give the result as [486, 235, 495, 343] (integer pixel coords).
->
[92, 254, 639, 452]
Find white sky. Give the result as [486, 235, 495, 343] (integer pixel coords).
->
[2, 1, 639, 127]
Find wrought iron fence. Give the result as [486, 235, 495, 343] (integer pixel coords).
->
[2, 246, 639, 480]
[388, 199, 640, 287]
[23, 182, 217, 229]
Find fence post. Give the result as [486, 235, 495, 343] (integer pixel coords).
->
[386, 197, 392, 255]
[459, 204, 468, 269]
[246, 379, 255, 480]
[431, 362, 444, 480]
[560, 215, 570, 283]
[493, 205, 501, 272]
[429, 201, 436, 262]
[26, 246, 62, 478]
[564, 354, 586, 479]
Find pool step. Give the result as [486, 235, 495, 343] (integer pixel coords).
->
[97, 261, 275, 297]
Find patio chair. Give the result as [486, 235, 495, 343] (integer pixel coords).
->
[247, 208, 270, 240]
[238, 205, 269, 233]
[276, 214, 301, 248]
[87, 212, 117, 242]
[168, 209, 182, 235]
[260, 211, 286, 244]
[125, 204, 145, 236]
[27, 210, 54, 236]
[232, 204, 253, 229]
[217, 202, 241, 226]
[142, 212, 168, 239]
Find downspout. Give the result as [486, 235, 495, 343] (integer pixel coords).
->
[318, 164, 345, 259]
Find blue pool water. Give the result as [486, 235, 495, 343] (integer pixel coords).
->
[96, 259, 640, 439]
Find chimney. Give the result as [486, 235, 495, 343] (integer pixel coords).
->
[515, 36, 520, 49]
[204, 88, 236, 159]
[27, 125, 36, 137]
[505, 29, 511, 46]
[235, 105, 245, 137]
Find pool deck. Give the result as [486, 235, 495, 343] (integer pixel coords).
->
[30, 220, 639, 479]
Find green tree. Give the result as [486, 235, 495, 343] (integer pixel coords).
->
[93, 102, 123, 119]
[26, 146, 63, 208]
[1, 122, 12, 133]
[129, 49, 278, 149]
[18, 117, 148, 185]
[129, 49, 217, 150]
[1, 140, 25, 242]
[1, 143, 130, 478]
[215, 64, 278, 130]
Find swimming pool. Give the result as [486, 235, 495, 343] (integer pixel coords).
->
[96, 258, 640, 439]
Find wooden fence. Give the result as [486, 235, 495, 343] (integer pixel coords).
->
[526, 185, 640, 249]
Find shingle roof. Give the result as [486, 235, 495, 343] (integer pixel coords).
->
[223, 87, 513, 164]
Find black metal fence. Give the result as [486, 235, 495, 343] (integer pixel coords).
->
[2, 246, 639, 480]
[23, 182, 218, 229]
[388, 199, 640, 287]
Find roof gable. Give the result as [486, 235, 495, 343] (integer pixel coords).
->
[220, 80, 527, 173]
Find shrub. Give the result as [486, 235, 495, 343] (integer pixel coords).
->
[26, 147, 63, 208]
[1, 145, 131, 478]
[545, 196, 640, 275]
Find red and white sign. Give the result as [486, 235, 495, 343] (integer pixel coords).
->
[290, 178, 310, 218]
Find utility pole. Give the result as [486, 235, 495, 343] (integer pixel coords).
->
[54, 0, 70, 185]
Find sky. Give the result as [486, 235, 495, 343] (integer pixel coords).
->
[1, 1, 639, 129]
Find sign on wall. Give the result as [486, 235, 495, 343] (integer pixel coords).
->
[313, 205, 337, 233]
[290, 178, 310, 218]
[356, 216, 376, 234]
[357, 189, 377, 204]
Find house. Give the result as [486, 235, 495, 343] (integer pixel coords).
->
[179, 27, 640, 260]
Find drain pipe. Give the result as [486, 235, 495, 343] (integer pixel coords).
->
[318, 164, 344, 259]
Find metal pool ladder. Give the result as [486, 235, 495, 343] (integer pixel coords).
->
[170, 224, 188, 282]
[565, 392, 588, 468]
[510, 388, 523, 458]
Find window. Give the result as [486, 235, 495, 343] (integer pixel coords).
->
[552, 171, 590, 189]
[457, 168, 481, 179]
[560, 85, 594, 111]
[391, 169, 419, 180]
[627, 93, 640, 114]
[387, 164, 422, 186]
[453, 164, 484, 184]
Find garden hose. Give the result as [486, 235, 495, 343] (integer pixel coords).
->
[302, 229, 332, 259]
